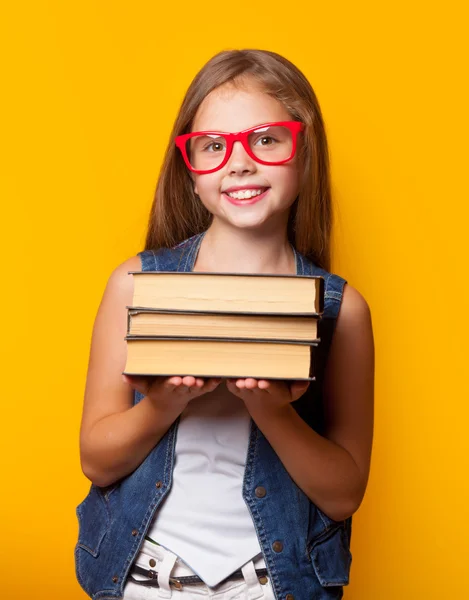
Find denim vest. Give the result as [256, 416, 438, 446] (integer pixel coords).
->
[75, 232, 352, 600]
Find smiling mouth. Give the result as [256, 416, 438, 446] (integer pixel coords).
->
[224, 188, 269, 200]
[223, 188, 270, 206]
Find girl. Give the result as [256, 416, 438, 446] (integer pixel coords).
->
[76, 49, 374, 600]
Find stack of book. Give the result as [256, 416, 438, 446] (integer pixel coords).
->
[123, 271, 324, 381]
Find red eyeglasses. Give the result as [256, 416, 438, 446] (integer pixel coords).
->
[175, 121, 304, 174]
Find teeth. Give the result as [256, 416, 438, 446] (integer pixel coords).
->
[226, 189, 264, 200]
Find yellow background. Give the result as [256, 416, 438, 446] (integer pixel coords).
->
[1, 1, 468, 598]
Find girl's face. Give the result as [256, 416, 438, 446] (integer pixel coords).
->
[191, 82, 301, 232]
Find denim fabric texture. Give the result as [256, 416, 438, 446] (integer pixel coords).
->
[75, 231, 352, 600]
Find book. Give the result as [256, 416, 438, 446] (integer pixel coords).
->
[127, 309, 319, 343]
[129, 271, 324, 315]
[123, 337, 316, 381]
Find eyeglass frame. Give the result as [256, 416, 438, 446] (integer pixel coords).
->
[175, 121, 304, 174]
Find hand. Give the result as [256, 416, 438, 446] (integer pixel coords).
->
[226, 378, 310, 414]
[122, 374, 221, 412]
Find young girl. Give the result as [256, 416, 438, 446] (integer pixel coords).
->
[76, 49, 374, 600]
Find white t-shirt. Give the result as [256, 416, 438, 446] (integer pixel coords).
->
[146, 383, 263, 587]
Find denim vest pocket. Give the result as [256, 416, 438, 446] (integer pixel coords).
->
[308, 524, 352, 587]
[76, 485, 112, 557]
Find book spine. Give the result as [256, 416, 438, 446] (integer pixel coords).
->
[129, 271, 322, 279]
[127, 306, 322, 317]
[126, 309, 132, 336]
[317, 277, 325, 314]
[126, 306, 322, 318]
[309, 346, 316, 381]
[125, 335, 319, 346]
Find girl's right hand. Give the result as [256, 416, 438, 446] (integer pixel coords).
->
[122, 374, 222, 412]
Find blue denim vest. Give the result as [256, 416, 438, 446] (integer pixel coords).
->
[75, 231, 352, 600]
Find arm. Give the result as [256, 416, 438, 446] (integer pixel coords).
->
[227, 284, 374, 522]
[80, 257, 220, 488]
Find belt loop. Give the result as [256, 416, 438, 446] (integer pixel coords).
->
[241, 561, 264, 600]
[156, 548, 178, 599]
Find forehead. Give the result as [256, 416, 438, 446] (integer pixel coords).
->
[192, 81, 292, 133]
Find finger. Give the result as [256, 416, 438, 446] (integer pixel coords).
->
[290, 381, 310, 401]
[244, 378, 258, 390]
[122, 374, 147, 387]
[194, 378, 220, 395]
[166, 376, 183, 388]
[226, 379, 241, 396]
[204, 378, 221, 391]
[122, 374, 150, 395]
[175, 382, 192, 395]
[186, 378, 220, 401]
[182, 376, 197, 388]
[235, 379, 247, 390]
[257, 379, 270, 390]
[262, 380, 288, 395]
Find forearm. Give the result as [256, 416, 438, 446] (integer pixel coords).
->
[249, 403, 365, 521]
[80, 396, 182, 487]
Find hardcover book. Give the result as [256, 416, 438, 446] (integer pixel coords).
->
[129, 271, 324, 315]
[124, 337, 316, 381]
[127, 308, 319, 343]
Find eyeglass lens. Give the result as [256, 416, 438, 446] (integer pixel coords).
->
[187, 125, 294, 171]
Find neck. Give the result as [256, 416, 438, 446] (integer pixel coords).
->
[193, 219, 296, 275]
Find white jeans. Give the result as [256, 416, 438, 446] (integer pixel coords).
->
[123, 540, 275, 600]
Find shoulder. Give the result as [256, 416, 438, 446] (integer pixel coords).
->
[328, 282, 374, 370]
[307, 255, 370, 327]
[109, 253, 141, 280]
[337, 283, 372, 332]
[103, 254, 142, 300]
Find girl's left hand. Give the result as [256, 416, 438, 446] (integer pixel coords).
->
[226, 378, 309, 413]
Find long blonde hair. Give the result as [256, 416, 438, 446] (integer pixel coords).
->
[144, 49, 333, 271]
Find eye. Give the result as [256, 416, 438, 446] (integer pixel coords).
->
[198, 136, 226, 153]
[204, 141, 225, 152]
[256, 136, 277, 146]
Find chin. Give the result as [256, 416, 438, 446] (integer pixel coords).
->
[223, 213, 273, 230]
[206, 200, 290, 231]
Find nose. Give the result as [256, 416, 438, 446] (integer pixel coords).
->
[226, 140, 257, 175]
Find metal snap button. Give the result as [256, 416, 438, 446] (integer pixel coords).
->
[149, 558, 156, 567]
[255, 486, 266, 498]
[112, 576, 118, 583]
[131, 529, 139, 537]
[259, 575, 268, 585]
[286, 595, 294, 600]
[272, 540, 284, 553]
[156, 481, 163, 489]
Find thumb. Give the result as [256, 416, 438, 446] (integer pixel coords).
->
[122, 374, 151, 396]
[290, 380, 310, 402]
